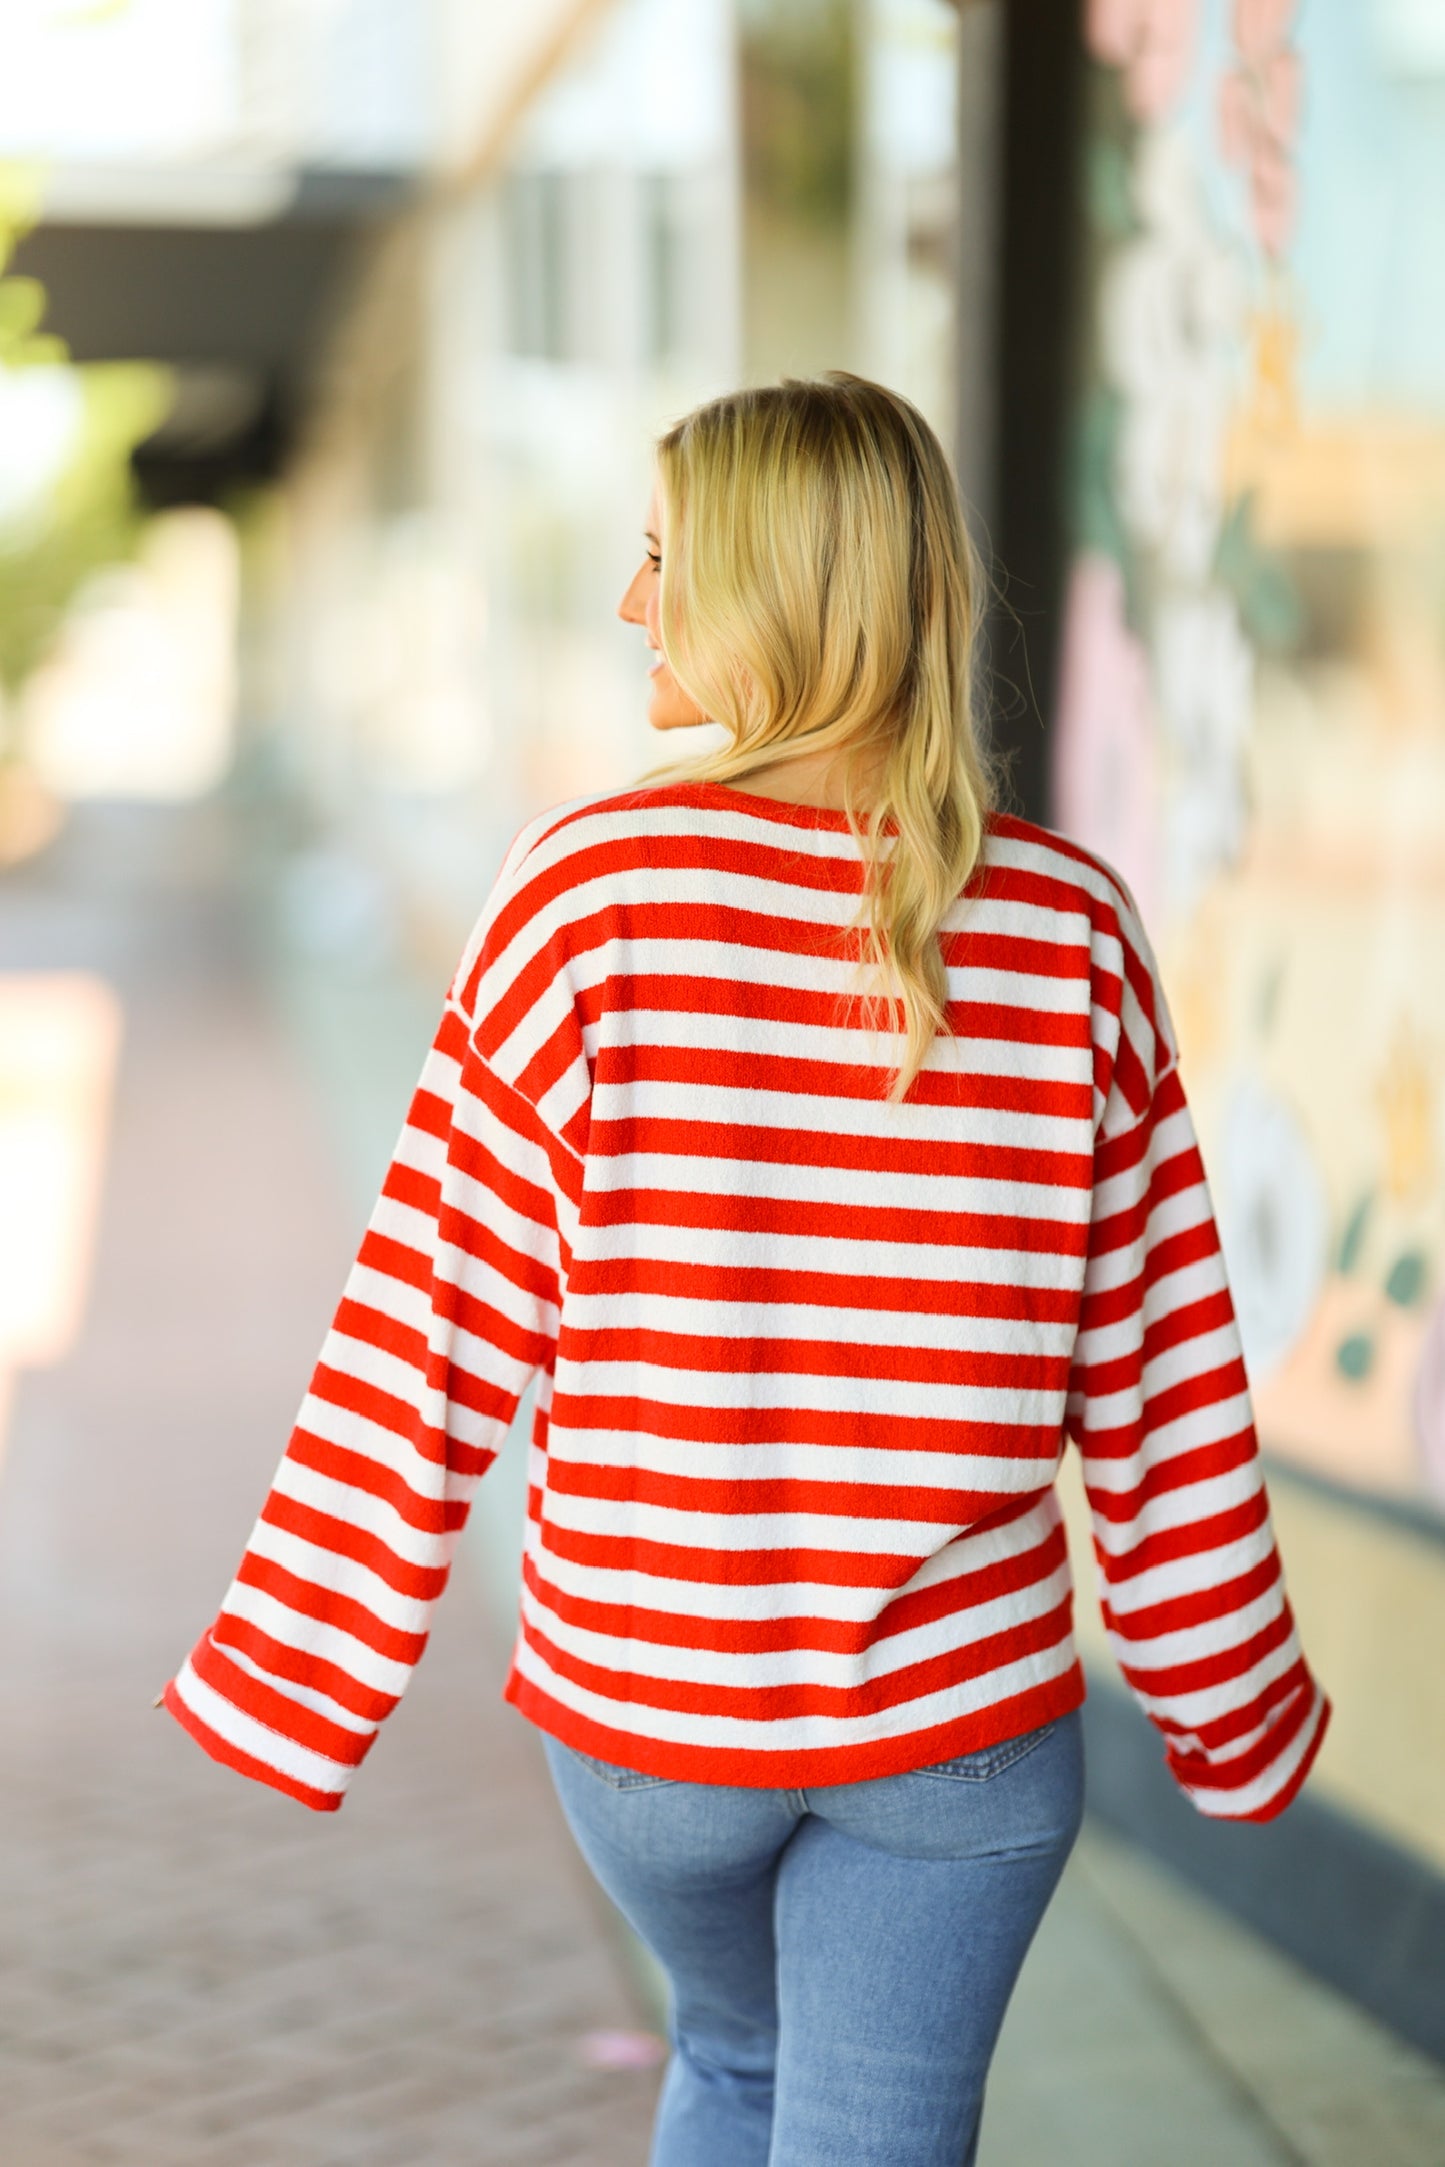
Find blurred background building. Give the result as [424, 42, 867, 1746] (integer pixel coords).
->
[2, 0, 1443, 2099]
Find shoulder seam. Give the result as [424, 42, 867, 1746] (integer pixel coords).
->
[1098, 1053, 1181, 1143]
[444, 995, 585, 1169]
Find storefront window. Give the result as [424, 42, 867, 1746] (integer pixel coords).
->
[1057, 0, 1445, 1515]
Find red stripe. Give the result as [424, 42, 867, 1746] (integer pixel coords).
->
[189, 1634, 372, 1766]
[1105, 1548, 1283, 1643]
[520, 1593, 1076, 1723]
[555, 1323, 1069, 1390]
[543, 1457, 1044, 1524]
[568, 1255, 1080, 1323]
[235, 1553, 430, 1665]
[209, 1611, 400, 1722]
[537, 1515, 925, 1588]
[261, 1490, 450, 1602]
[163, 1680, 344, 1812]
[522, 1518, 1068, 1657]
[589, 1112, 1091, 1188]
[284, 1427, 474, 1533]
[548, 1391, 1063, 1457]
[585, 1186, 1090, 1254]
[504, 1663, 1087, 1789]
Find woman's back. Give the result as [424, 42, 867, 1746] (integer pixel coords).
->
[166, 776, 1325, 1817]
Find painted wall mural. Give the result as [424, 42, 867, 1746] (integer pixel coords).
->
[1057, 0, 1445, 1515]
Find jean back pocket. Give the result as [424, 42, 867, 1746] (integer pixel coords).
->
[916, 1715, 1060, 1783]
[567, 1745, 676, 1791]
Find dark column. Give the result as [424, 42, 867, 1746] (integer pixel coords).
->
[983, 0, 1087, 824]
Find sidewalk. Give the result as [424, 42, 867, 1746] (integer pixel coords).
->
[991, 1821, 1445, 2166]
[0, 801, 661, 2167]
[1, 795, 1442, 2167]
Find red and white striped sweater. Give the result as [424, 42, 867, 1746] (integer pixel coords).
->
[165, 782, 1329, 1819]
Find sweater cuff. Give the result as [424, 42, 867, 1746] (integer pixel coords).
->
[160, 1631, 376, 1812]
[1171, 1677, 1331, 1822]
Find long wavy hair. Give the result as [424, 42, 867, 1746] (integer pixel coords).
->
[653, 371, 994, 1101]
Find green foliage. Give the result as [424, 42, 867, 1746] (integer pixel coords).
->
[0, 173, 67, 370]
[0, 163, 45, 258]
[0, 157, 174, 726]
[741, 0, 858, 231]
[0, 363, 172, 700]
[0, 277, 48, 350]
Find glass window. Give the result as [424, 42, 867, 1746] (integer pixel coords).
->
[1057, 0, 1445, 1518]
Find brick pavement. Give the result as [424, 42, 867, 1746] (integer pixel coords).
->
[0, 805, 662, 2167]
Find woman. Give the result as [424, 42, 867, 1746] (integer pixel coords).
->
[164, 374, 1329, 2166]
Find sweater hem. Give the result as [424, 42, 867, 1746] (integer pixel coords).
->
[503, 1660, 1088, 1787]
[1228, 1686, 1332, 1824]
[162, 1678, 344, 1813]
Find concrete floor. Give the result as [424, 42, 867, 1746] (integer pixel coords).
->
[0, 803, 659, 2166]
[989, 1823, 1445, 2166]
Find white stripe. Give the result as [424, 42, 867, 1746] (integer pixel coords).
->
[443, 1168, 560, 1275]
[219, 1580, 412, 1698]
[562, 1291, 1076, 1357]
[510, 1630, 1077, 1753]
[1087, 1456, 1262, 1550]
[1104, 1581, 1285, 1669]
[347, 1254, 555, 1349]
[244, 1517, 439, 1636]
[521, 1560, 1072, 1693]
[1095, 1522, 1278, 1616]
[173, 1656, 349, 1794]
[588, 1005, 1085, 1081]
[577, 1220, 1087, 1289]
[1121, 1624, 1303, 1729]
[536, 1486, 1042, 1555]
[553, 1359, 1067, 1428]
[271, 1453, 456, 1573]
[526, 1492, 1066, 1621]
[561, 929, 1090, 1021]
[215, 1638, 376, 1737]
[1074, 1254, 1232, 1359]
[544, 1425, 1064, 1492]
[1140, 1322, 1245, 1400]
[1077, 1388, 1254, 1469]
[324, 1313, 534, 1416]
[590, 1076, 1091, 1154]
[584, 1150, 1092, 1221]
[1182, 1687, 1325, 1820]
[295, 1385, 506, 1494]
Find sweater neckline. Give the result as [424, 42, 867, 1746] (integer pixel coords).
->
[681, 779, 863, 831]
[679, 779, 1008, 848]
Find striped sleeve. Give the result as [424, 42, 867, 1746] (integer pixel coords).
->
[1065, 909, 1330, 1823]
[163, 991, 567, 1811]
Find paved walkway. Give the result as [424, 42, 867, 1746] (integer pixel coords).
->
[3, 796, 1444, 2167]
[0, 803, 660, 2167]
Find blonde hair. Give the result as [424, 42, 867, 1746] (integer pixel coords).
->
[654, 371, 994, 1101]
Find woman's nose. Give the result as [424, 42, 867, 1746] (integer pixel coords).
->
[618, 567, 647, 625]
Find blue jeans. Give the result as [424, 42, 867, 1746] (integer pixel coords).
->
[542, 1709, 1084, 2167]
